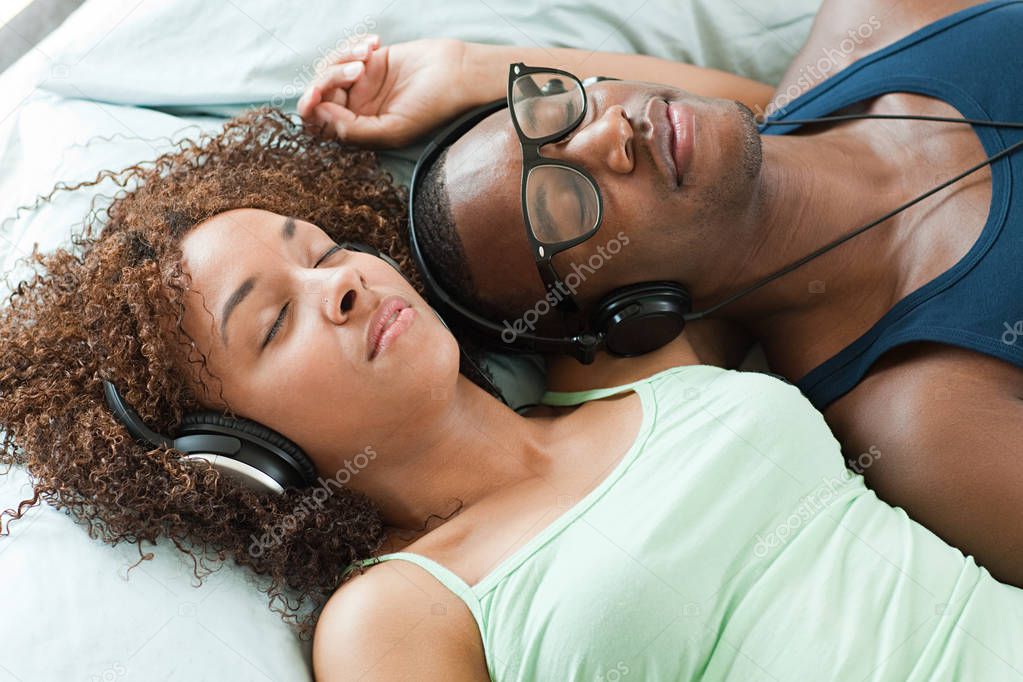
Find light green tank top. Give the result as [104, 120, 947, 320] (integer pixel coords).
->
[348, 365, 1023, 681]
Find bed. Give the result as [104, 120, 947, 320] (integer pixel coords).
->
[0, 1, 818, 679]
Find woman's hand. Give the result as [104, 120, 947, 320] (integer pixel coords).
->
[297, 36, 477, 149]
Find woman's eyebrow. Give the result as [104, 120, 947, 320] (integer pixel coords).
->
[282, 216, 296, 241]
[219, 215, 298, 347]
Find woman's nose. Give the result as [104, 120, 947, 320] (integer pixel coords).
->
[548, 104, 634, 175]
[319, 264, 365, 325]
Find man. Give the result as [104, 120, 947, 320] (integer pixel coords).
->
[301, 1, 1023, 585]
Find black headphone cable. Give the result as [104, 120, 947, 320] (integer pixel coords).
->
[687, 113, 1023, 319]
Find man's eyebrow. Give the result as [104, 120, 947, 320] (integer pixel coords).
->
[218, 216, 297, 347]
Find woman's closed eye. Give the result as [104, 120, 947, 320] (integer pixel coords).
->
[261, 244, 344, 349]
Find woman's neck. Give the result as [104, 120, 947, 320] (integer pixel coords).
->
[346, 373, 557, 534]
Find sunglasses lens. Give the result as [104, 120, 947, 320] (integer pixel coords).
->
[511, 71, 585, 139]
[524, 165, 600, 245]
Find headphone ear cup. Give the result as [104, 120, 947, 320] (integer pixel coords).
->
[591, 282, 692, 357]
[179, 412, 317, 488]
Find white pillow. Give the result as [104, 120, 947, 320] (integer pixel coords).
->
[44, 0, 819, 107]
[39, 0, 822, 182]
[0, 463, 315, 681]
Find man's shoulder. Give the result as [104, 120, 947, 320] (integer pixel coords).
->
[772, 0, 987, 108]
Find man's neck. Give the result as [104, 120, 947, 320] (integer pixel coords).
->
[696, 128, 910, 331]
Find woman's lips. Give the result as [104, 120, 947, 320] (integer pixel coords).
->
[367, 295, 415, 360]
[667, 102, 695, 184]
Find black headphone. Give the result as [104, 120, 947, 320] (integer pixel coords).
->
[408, 93, 1023, 365]
[102, 241, 506, 495]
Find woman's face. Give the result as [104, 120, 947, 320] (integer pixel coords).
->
[174, 208, 460, 477]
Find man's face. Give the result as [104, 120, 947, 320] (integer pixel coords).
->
[445, 78, 763, 333]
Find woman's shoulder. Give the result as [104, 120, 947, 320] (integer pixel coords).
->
[314, 561, 488, 680]
[643, 367, 849, 492]
[641, 364, 795, 409]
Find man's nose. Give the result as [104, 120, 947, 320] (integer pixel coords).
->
[547, 104, 634, 175]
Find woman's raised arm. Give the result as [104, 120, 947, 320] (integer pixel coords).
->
[464, 41, 774, 113]
[298, 35, 774, 148]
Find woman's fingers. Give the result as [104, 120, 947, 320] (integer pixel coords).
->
[316, 34, 379, 76]
[298, 60, 363, 118]
[310, 101, 400, 148]
[345, 33, 380, 61]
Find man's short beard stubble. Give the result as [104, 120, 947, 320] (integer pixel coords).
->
[681, 100, 764, 230]
[735, 100, 764, 180]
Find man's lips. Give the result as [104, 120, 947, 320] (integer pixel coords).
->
[644, 97, 695, 188]
[367, 294, 415, 360]
[667, 101, 695, 184]
[645, 98, 678, 188]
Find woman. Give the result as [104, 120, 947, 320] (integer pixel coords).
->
[0, 107, 495, 640]
[210, 129, 1023, 677]
[301, 1, 1023, 589]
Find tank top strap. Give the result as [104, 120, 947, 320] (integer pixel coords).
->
[539, 364, 708, 407]
[342, 552, 486, 627]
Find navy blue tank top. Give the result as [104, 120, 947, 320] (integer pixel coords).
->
[760, 0, 1023, 411]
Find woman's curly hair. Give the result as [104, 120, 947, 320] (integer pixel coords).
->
[0, 106, 490, 640]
